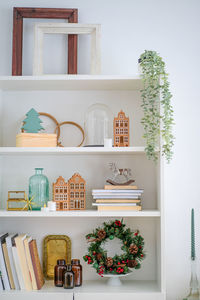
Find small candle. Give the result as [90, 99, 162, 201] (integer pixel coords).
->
[48, 201, 56, 211]
[191, 208, 195, 260]
[41, 204, 49, 212]
[104, 138, 112, 147]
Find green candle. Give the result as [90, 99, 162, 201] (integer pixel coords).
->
[191, 208, 195, 260]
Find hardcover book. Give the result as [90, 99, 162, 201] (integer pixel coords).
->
[93, 203, 139, 206]
[0, 272, 3, 291]
[29, 239, 44, 290]
[24, 237, 37, 290]
[92, 189, 143, 193]
[15, 234, 32, 291]
[97, 205, 142, 211]
[2, 243, 15, 289]
[104, 185, 138, 190]
[0, 233, 10, 290]
[6, 234, 20, 290]
[95, 199, 141, 203]
[12, 240, 25, 290]
[93, 195, 141, 199]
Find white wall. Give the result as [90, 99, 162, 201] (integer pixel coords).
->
[0, 0, 200, 299]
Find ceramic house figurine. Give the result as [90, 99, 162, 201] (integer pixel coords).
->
[53, 173, 86, 211]
[68, 173, 86, 210]
[53, 176, 69, 211]
[113, 110, 129, 147]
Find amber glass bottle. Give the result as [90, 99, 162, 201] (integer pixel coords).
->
[63, 265, 74, 289]
[54, 259, 66, 287]
[71, 259, 82, 287]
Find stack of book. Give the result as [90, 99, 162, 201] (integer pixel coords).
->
[0, 233, 44, 291]
[92, 185, 143, 211]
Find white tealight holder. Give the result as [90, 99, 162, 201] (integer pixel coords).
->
[48, 201, 56, 211]
[104, 138, 112, 147]
[41, 206, 49, 212]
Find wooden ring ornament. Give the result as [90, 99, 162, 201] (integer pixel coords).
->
[38, 112, 60, 143]
[55, 121, 85, 147]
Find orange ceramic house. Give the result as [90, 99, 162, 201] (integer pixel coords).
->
[68, 173, 86, 210]
[53, 173, 86, 211]
[53, 176, 69, 211]
[114, 110, 129, 147]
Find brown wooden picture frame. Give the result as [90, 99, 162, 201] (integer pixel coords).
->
[12, 7, 78, 75]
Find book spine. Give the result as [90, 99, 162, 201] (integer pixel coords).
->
[15, 237, 32, 291]
[29, 240, 44, 290]
[104, 185, 138, 190]
[93, 190, 143, 193]
[6, 239, 20, 290]
[12, 246, 24, 290]
[95, 199, 141, 203]
[2, 243, 15, 289]
[97, 206, 142, 211]
[24, 240, 37, 290]
[93, 196, 140, 199]
[0, 243, 10, 290]
[93, 203, 138, 206]
[0, 270, 4, 290]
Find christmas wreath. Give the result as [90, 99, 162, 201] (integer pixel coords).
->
[83, 219, 145, 276]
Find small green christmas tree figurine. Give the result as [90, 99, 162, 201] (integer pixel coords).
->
[22, 108, 44, 133]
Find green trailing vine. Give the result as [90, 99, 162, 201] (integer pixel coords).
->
[83, 219, 145, 276]
[139, 50, 174, 162]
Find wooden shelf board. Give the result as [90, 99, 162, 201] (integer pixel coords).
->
[75, 280, 161, 293]
[0, 209, 160, 217]
[0, 75, 143, 91]
[0, 147, 159, 155]
[1, 280, 162, 294]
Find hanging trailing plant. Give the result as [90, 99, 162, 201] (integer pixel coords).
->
[139, 50, 174, 162]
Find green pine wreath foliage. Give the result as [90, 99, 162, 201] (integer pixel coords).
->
[83, 219, 145, 276]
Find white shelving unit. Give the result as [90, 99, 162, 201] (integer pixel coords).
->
[0, 75, 165, 300]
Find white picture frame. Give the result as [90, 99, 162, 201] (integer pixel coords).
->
[33, 23, 101, 75]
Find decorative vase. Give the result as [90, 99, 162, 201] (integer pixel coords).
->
[183, 259, 199, 300]
[29, 168, 49, 210]
[183, 209, 200, 300]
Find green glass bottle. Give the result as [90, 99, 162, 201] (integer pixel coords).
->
[29, 168, 49, 210]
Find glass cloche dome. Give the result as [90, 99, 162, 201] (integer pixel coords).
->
[84, 103, 113, 146]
